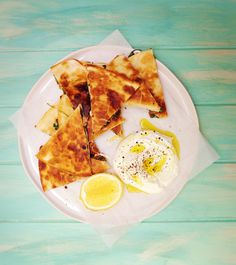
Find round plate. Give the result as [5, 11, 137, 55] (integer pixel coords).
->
[19, 45, 199, 225]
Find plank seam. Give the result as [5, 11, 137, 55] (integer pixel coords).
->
[0, 220, 235, 224]
[0, 47, 236, 52]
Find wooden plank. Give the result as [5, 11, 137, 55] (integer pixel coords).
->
[0, 49, 236, 107]
[0, 163, 235, 222]
[0, 108, 19, 164]
[0, 165, 61, 222]
[1, 106, 235, 164]
[157, 50, 236, 105]
[0, 1, 235, 264]
[0, 0, 236, 50]
[0, 223, 236, 265]
[198, 106, 236, 162]
[150, 163, 236, 222]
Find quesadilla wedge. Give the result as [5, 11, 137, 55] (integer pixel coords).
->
[87, 65, 140, 137]
[57, 94, 74, 126]
[51, 59, 123, 133]
[107, 55, 139, 81]
[37, 107, 91, 176]
[102, 110, 124, 137]
[91, 158, 110, 175]
[35, 103, 59, 136]
[129, 49, 167, 117]
[99, 112, 124, 137]
[51, 59, 91, 118]
[35, 95, 74, 136]
[87, 139, 109, 174]
[126, 83, 161, 111]
[111, 124, 123, 136]
[107, 55, 161, 112]
[39, 160, 83, 191]
[87, 110, 124, 140]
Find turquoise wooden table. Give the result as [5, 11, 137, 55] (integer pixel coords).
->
[1, 0, 236, 264]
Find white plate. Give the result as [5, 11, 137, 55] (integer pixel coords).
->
[19, 45, 199, 225]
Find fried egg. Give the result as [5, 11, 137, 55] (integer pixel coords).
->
[113, 130, 178, 194]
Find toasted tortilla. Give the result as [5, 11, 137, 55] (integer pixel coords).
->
[100, 114, 124, 137]
[35, 104, 59, 136]
[104, 110, 124, 137]
[103, 111, 124, 137]
[57, 94, 74, 125]
[107, 55, 160, 137]
[107, 54, 161, 112]
[51, 59, 90, 118]
[58, 95, 74, 116]
[106, 56, 131, 136]
[39, 160, 82, 191]
[35, 95, 74, 136]
[126, 83, 161, 112]
[87, 140, 110, 174]
[87, 65, 139, 136]
[112, 125, 122, 136]
[107, 55, 139, 80]
[51, 60, 113, 172]
[129, 49, 167, 117]
[87, 110, 124, 140]
[91, 158, 110, 175]
[37, 107, 91, 176]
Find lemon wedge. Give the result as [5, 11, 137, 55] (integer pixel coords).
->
[80, 173, 123, 211]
